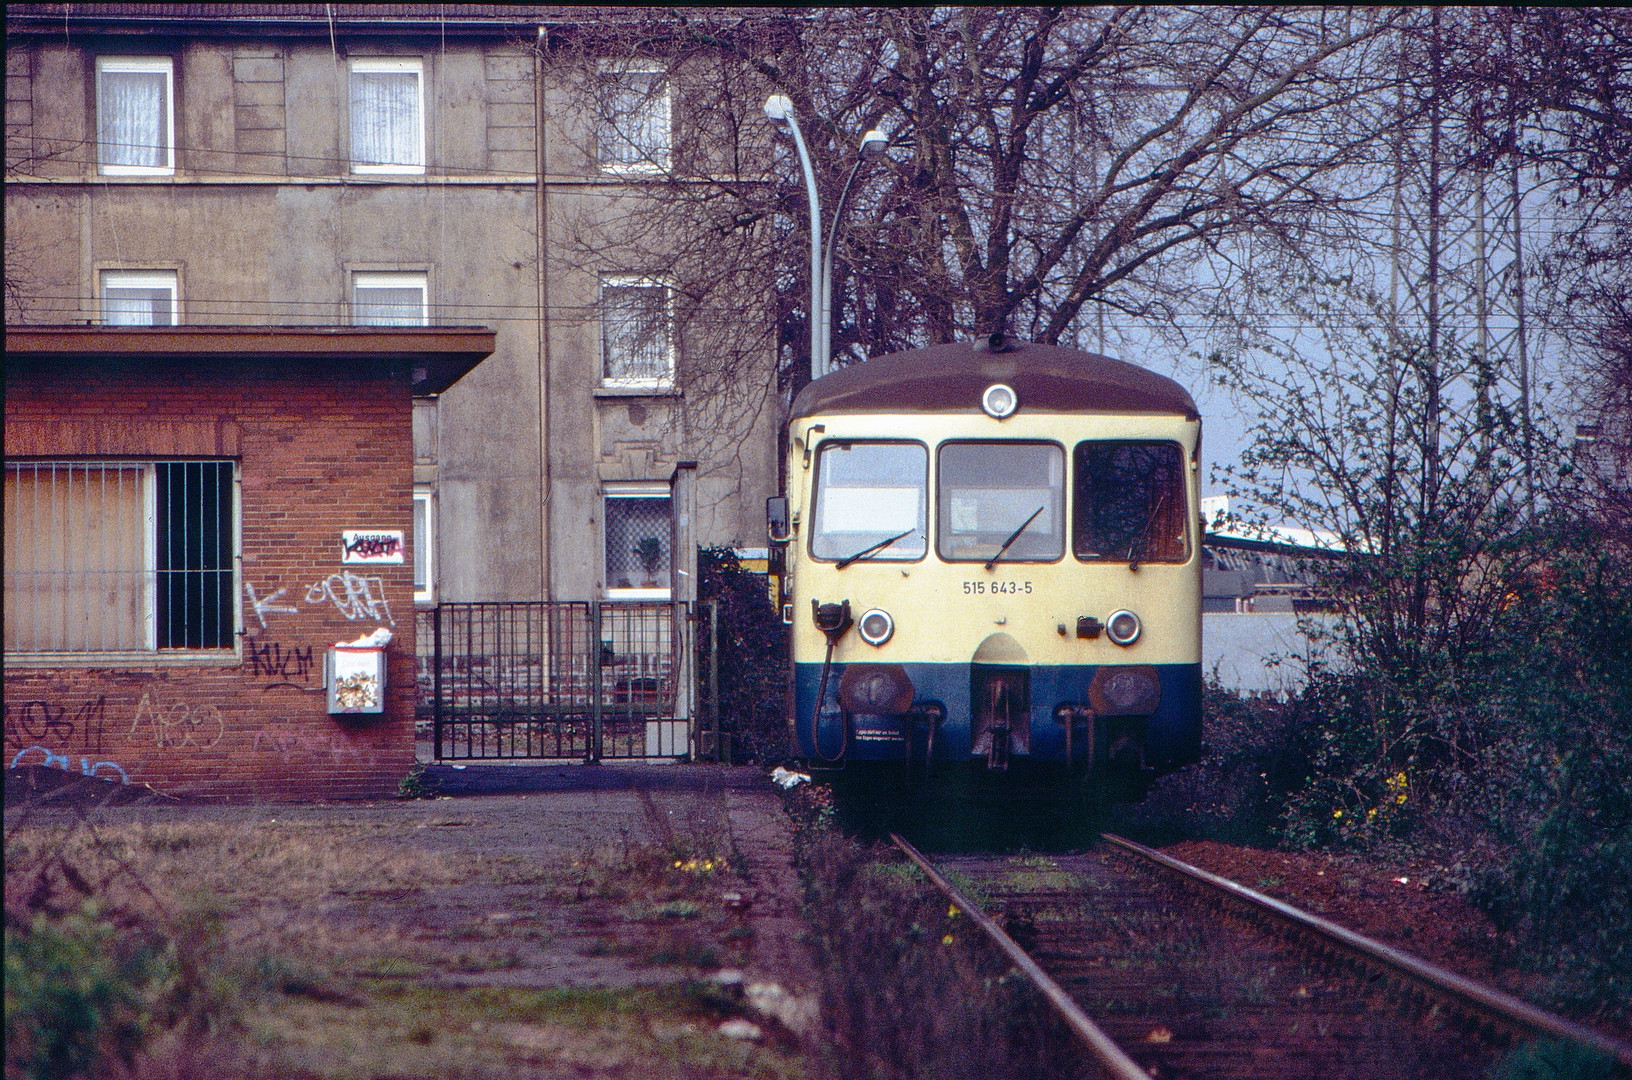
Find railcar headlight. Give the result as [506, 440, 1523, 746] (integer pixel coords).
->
[1105, 609, 1141, 646]
[858, 607, 895, 646]
[981, 383, 1018, 419]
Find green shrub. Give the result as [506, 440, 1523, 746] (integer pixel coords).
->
[696, 547, 789, 764]
[4, 903, 167, 1080]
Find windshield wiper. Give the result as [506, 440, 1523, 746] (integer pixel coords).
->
[1127, 492, 1166, 571]
[985, 505, 1045, 571]
[836, 528, 916, 569]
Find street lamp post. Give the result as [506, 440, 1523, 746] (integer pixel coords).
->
[821, 128, 888, 378]
[763, 94, 823, 384]
[765, 93, 887, 381]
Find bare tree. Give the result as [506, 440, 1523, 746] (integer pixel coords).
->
[534, 7, 1410, 404]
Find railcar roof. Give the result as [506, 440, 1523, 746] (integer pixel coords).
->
[789, 340, 1198, 420]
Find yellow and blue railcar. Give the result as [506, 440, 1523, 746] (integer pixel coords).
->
[768, 338, 1202, 786]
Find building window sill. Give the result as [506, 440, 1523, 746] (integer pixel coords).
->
[4, 649, 242, 668]
[594, 385, 680, 399]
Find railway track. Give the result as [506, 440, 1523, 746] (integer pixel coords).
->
[890, 832, 1632, 1080]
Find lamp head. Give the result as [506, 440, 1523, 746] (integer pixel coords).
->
[859, 129, 889, 159]
[764, 94, 795, 128]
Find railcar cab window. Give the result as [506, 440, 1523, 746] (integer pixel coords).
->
[810, 442, 927, 564]
[937, 442, 1065, 563]
[1073, 441, 1189, 563]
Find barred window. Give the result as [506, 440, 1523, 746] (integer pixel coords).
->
[600, 277, 672, 387]
[604, 486, 671, 597]
[350, 58, 424, 173]
[596, 66, 669, 172]
[97, 57, 174, 175]
[3, 461, 237, 655]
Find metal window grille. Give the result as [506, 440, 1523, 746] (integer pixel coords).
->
[3, 460, 236, 654]
[596, 68, 669, 169]
[605, 495, 671, 592]
[155, 462, 235, 649]
[600, 280, 672, 384]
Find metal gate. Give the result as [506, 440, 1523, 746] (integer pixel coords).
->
[416, 601, 710, 761]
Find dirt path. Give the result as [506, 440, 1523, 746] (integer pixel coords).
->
[4, 763, 821, 1079]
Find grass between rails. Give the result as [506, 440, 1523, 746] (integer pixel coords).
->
[781, 783, 1088, 1080]
[3, 798, 812, 1080]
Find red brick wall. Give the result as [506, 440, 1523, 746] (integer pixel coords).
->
[4, 359, 417, 801]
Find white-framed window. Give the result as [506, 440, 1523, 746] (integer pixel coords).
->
[4, 460, 238, 655]
[600, 275, 673, 388]
[97, 57, 175, 175]
[413, 486, 435, 604]
[352, 271, 428, 326]
[596, 65, 670, 173]
[350, 58, 424, 174]
[604, 484, 672, 599]
[101, 270, 179, 326]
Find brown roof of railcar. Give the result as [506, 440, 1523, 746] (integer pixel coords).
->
[789, 341, 1199, 421]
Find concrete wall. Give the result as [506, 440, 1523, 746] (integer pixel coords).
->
[5, 24, 778, 612]
[4, 359, 417, 800]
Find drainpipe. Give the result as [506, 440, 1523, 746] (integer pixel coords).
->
[535, 28, 552, 600]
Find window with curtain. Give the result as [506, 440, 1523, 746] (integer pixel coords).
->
[4, 461, 237, 655]
[101, 270, 178, 326]
[97, 57, 174, 175]
[352, 272, 428, 326]
[350, 58, 424, 173]
[597, 67, 670, 172]
[600, 277, 673, 386]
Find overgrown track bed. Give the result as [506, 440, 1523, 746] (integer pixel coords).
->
[892, 833, 1632, 1080]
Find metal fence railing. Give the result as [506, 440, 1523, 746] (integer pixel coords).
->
[415, 600, 708, 761]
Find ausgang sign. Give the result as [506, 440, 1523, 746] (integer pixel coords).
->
[341, 530, 405, 564]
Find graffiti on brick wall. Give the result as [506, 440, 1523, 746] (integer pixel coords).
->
[249, 641, 317, 691]
[243, 571, 396, 631]
[245, 583, 300, 628]
[3, 696, 107, 754]
[8, 745, 130, 784]
[127, 694, 225, 749]
[252, 728, 363, 764]
[306, 572, 394, 625]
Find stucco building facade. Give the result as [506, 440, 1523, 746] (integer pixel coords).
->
[4, 4, 779, 607]
[4, 5, 781, 793]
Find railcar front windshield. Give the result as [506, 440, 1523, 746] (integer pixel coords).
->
[810, 441, 928, 562]
[937, 441, 1065, 562]
[1073, 440, 1189, 563]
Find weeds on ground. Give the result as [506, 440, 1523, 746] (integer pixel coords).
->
[782, 783, 1085, 1080]
[395, 761, 440, 800]
[5, 791, 808, 1079]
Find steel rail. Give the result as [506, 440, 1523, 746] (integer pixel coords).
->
[1100, 832, 1632, 1068]
[888, 832, 1148, 1080]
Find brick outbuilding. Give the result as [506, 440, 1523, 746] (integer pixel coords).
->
[4, 325, 492, 800]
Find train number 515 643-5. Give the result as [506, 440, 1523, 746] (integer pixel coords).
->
[962, 580, 1032, 595]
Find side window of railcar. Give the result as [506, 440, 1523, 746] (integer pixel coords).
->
[1073, 441, 1189, 563]
[937, 442, 1065, 562]
[810, 442, 927, 562]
